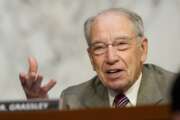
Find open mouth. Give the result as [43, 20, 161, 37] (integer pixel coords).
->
[106, 69, 122, 74]
[105, 68, 124, 79]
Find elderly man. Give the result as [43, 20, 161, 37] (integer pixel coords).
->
[19, 8, 175, 109]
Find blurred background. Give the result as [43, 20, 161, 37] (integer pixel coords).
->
[0, 0, 180, 100]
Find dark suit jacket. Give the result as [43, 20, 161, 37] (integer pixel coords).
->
[60, 64, 176, 110]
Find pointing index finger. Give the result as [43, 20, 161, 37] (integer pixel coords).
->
[28, 57, 38, 73]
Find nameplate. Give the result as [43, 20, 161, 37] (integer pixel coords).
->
[0, 99, 59, 112]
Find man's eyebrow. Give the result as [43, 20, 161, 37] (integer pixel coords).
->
[90, 40, 105, 45]
[114, 36, 132, 41]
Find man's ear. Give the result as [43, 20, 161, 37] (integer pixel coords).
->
[87, 48, 96, 71]
[140, 37, 148, 63]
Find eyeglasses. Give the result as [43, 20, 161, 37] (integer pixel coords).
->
[89, 36, 138, 55]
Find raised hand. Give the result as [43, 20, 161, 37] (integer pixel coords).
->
[19, 57, 56, 99]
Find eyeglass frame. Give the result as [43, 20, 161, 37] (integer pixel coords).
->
[88, 35, 142, 55]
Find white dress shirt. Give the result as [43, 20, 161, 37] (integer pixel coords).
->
[108, 73, 142, 107]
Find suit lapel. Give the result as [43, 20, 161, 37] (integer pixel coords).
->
[83, 77, 110, 108]
[137, 65, 163, 105]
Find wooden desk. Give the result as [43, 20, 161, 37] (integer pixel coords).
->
[0, 105, 171, 120]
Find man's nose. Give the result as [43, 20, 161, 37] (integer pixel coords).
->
[106, 45, 119, 65]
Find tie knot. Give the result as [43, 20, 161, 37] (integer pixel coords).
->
[113, 93, 129, 108]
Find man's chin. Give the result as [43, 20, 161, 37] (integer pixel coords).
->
[107, 83, 128, 92]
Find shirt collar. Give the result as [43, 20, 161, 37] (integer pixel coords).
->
[108, 73, 142, 107]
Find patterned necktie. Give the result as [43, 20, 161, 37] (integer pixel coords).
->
[113, 93, 129, 108]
